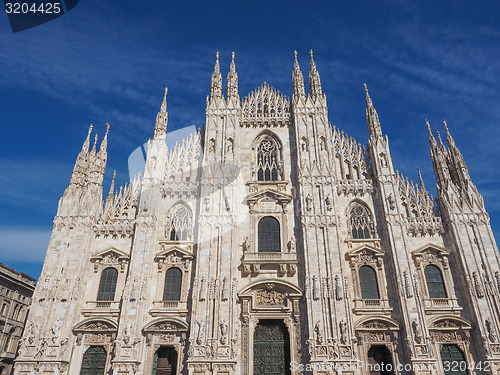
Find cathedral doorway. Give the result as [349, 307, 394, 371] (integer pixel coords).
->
[367, 345, 394, 375]
[152, 346, 178, 375]
[440, 344, 468, 375]
[79, 346, 106, 375]
[253, 320, 290, 375]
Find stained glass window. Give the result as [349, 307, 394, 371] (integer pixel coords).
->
[163, 267, 182, 301]
[350, 204, 372, 239]
[359, 265, 380, 299]
[96, 267, 118, 301]
[168, 206, 192, 241]
[258, 216, 280, 253]
[257, 138, 279, 181]
[425, 265, 447, 299]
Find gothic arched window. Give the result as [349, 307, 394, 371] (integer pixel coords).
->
[96, 267, 118, 301]
[349, 204, 372, 239]
[424, 265, 447, 299]
[258, 216, 280, 253]
[168, 205, 192, 241]
[257, 137, 279, 181]
[163, 267, 182, 301]
[359, 265, 380, 299]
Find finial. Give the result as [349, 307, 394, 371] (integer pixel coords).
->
[425, 120, 432, 135]
[310, 49, 314, 60]
[230, 51, 236, 72]
[82, 124, 93, 151]
[364, 83, 368, 93]
[105, 123, 110, 136]
[216, 51, 219, 64]
[364, 83, 373, 107]
[88, 124, 93, 137]
[108, 170, 116, 195]
[91, 133, 98, 154]
[161, 86, 168, 111]
[436, 131, 444, 147]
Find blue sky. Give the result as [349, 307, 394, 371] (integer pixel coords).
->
[1, 0, 499, 279]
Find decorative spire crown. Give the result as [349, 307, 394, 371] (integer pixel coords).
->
[210, 51, 223, 100]
[154, 87, 168, 140]
[226, 51, 239, 100]
[82, 124, 93, 152]
[364, 84, 383, 139]
[308, 49, 323, 98]
[292, 50, 305, 100]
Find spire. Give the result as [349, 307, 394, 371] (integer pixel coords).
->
[417, 167, 427, 193]
[436, 131, 446, 150]
[210, 51, 223, 100]
[106, 170, 116, 201]
[308, 49, 323, 98]
[82, 124, 93, 152]
[99, 123, 110, 155]
[226, 51, 239, 100]
[364, 84, 383, 139]
[442, 120, 471, 185]
[154, 87, 168, 140]
[90, 134, 98, 155]
[426, 120, 438, 148]
[292, 50, 305, 101]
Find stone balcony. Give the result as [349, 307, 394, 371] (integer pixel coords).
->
[81, 301, 120, 317]
[149, 301, 188, 317]
[241, 252, 298, 275]
[423, 297, 462, 314]
[352, 298, 392, 314]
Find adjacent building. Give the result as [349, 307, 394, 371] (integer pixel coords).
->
[0, 263, 35, 375]
[13, 51, 500, 375]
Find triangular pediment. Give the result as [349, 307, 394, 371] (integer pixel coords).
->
[91, 247, 129, 261]
[155, 245, 193, 260]
[412, 243, 449, 258]
[346, 244, 384, 259]
[246, 188, 292, 205]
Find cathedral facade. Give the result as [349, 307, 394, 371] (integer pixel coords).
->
[13, 51, 500, 375]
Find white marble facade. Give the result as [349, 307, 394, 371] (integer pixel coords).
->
[13, 51, 500, 375]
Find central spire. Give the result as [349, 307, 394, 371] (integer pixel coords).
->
[308, 49, 323, 98]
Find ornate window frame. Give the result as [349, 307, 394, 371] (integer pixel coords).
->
[165, 204, 193, 242]
[242, 189, 296, 275]
[411, 244, 461, 313]
[83, 248, 129, 316]
[346, 245, 391, 313]
[150, 244, 193, 316]
[252, 132, 284, 182]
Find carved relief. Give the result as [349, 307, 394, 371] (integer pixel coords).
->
[255, 289, 285, 306]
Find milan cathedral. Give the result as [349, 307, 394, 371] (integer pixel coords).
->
[14, 51, 500, 375]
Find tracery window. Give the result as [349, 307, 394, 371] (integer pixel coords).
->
[359, 265, 380, 299]
[424, 265, 447, 299]
[349, 204, 372, 239]
[257, 137, 279, 181]
[163, 267, 182, 301]
[96, 267, 118, 301]
[258, 216, 280, 253]
[168, 205, 192, 241]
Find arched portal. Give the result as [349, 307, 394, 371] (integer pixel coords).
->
[440, 344, 468, 375]
[152, 346, 178, 375]
[253, 320, 290, 375]
[80, 346, 106, 375]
